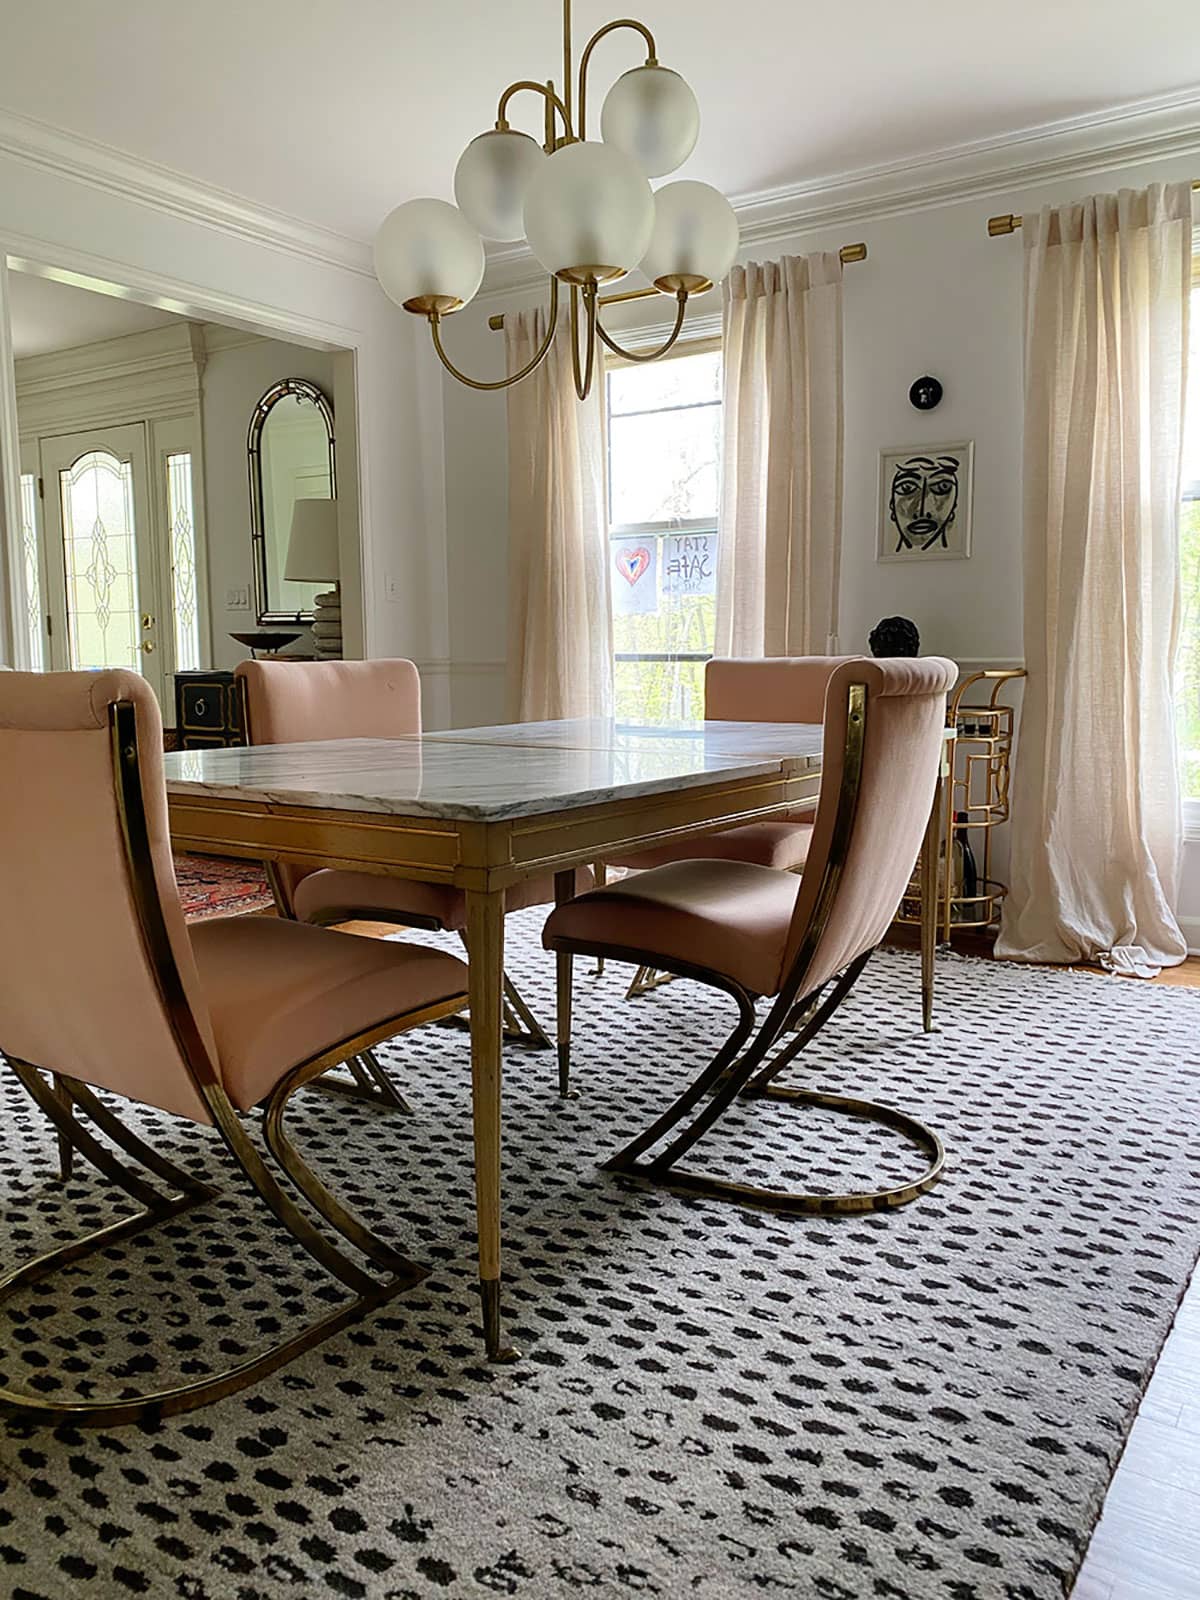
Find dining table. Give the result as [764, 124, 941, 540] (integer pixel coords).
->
[163, 714, 944, 1361]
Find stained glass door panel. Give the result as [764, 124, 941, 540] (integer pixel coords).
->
[39, 425, 164, 704]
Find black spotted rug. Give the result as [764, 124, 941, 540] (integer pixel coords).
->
[1, 915, 1199, 1600]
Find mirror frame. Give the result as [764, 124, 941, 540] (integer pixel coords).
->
[247, 377, 336, 624]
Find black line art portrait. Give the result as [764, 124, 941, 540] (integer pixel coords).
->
[877, 442, 973, 562]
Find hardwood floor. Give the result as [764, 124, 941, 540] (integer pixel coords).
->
[1072, 1267, 1200, 1598]
[1070, 950, 1200, 1597]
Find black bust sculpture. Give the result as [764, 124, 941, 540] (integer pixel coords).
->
[868, 615, 921, 657]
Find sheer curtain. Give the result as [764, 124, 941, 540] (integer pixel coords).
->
[998, 182, 1193, 975]
[504, 306, 611, 721]
[716, 253, 844, 657]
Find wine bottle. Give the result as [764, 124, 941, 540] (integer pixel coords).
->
[954, 811, 978, 911]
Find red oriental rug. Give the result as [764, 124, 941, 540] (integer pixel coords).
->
[174, 853, 274, 921]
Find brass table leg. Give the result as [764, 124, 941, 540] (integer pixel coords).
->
[591, 861, 607, 975]
[920, 772, 941, 1033]
[466, 887, 519, 1364]
[555, 869, 577, 1099]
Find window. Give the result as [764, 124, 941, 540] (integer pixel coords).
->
[59, 449, 141, 673]
[1178, 270, 1200, 815]
[166, 451, 201, 672]
[18, 473, 44, 671]
[605, 344, 721, 726]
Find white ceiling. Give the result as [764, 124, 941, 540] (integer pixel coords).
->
[7, 272, 181, 357]
[0, 1, 1197, 241]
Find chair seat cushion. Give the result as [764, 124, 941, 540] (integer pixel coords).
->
[543, 859, 802, 998]
[190, 917, 468, 1111]
[292, 867, 591, 931]
[611, 817, 814, 872]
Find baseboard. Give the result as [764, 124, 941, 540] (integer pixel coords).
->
[1179, 914, 1200, 958]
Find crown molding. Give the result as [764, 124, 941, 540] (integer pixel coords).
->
[479, 86, 1200, 299]
[0, 107, 375, 279]
[1, 86, 1197, 308]
[14, 320, 204, 436]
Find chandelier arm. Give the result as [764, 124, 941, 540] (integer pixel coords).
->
[577, 19, 658, 139]
[496, 79, 573, 145]
[595, 291, 688, 363]
[570, 283, 599, 401]
[428, 280, 560, 393]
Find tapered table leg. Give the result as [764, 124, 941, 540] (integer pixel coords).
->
[920, 769, 942, 1033]
[466, 888, 519, 1363]
[555, 869, 576, 1098]
[591, 862, 607, 975]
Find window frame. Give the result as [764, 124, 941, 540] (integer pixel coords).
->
[603, 335, 723, 711]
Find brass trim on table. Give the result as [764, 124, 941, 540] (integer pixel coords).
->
[166, 766, 821, 894]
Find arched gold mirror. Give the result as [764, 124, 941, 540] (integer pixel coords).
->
[247, 378, 336, 624]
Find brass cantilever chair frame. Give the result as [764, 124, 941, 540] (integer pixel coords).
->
[0, 700, 468, 1427]
[545, 667, 949, 1215]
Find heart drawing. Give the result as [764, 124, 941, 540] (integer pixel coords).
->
[617, 546, 652, 585]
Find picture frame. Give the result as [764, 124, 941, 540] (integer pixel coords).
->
[876, 440, 974, 563]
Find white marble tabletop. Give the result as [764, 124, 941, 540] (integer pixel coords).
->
[163, 719, 823, 823]
[423, 716, 825, 761]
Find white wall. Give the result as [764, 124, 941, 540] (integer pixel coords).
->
[0, 145, 452, 722]
[199, 333, 335, 671]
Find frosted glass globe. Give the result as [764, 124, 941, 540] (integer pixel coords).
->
[639, 181, 739, 293]
[600, 65, 699, 179]
[373, 198, 485, 314]
[454, 129, 544, 242]
[522, 141, 654, 282]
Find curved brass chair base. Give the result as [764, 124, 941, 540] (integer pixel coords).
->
[0, 1191, 422, 1428]
[0, 1037, 439, 1428]
[308, 1049, 414, 1114]
[606, 1085, 944, 1215]
[625, 965, 677, 1000]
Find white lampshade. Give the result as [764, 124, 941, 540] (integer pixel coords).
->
[373, 198, 486, 314]
[522, 141, 654, 282]
[639, 180, 740, 293]
[600, 65, 699, 179]
[454, 128, 544, 242]
[285, 498, 339, 583]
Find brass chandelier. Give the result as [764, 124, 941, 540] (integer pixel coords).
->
[372, 0, 739, 401]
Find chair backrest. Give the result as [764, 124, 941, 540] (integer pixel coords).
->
[236, 658, 422, 745]
[705, 656, 865, 725]
[781, 657, 956, 1000]
[0, 670, 217, 1122]
[235, 659, 423, 915]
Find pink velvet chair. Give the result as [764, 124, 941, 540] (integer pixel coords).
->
[604, 656, 863, 998]
[0, 669, 470, 1424]
[544, 657, 957, 1213]
[236, 659, 588, 1081]
[612, 657, 860, 874]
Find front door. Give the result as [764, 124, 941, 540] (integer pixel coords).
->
[39, 424, 166, 705]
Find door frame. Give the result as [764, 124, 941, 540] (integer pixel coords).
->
[0, 250, 365, 674]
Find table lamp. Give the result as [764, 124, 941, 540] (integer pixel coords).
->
[286, 498, 341, 658]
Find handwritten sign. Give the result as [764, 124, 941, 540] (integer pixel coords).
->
[612, 539, 657, 615]
[662, 532, 716, 597]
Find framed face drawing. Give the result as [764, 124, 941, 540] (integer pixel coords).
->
[877, 441, 973, 562]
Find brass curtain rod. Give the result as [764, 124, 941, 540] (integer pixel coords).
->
[487, 241, 868, 330]
[987, 180, 1200, 236]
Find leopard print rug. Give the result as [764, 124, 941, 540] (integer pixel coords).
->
[2, 918, 1198, 1600]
